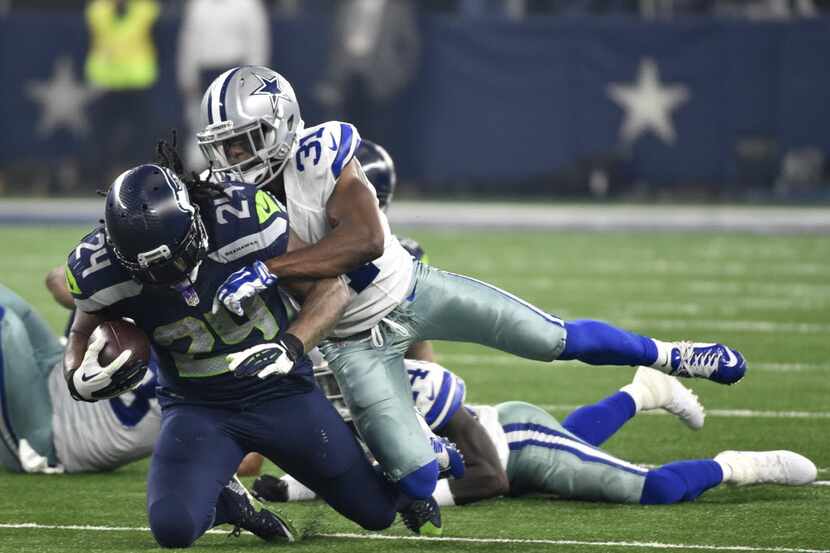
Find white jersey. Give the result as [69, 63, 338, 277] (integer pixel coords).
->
[404, 360, 509, 470]
[466, 405, 510, 472]
[405, 359, 466, 431]
[47, 364, 161, 473]
[282, 121, 415, 337]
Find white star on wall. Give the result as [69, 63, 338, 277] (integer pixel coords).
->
[26, 57, 102, 139]
[607, 58, 690, 146]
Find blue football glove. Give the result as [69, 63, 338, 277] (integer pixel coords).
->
[212, 260, 277, 316]
[226, 334, 304, 379]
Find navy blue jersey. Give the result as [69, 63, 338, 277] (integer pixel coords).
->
[66, 184, 314, 407]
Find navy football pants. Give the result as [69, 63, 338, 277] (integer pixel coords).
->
[147, 389, 398, 548]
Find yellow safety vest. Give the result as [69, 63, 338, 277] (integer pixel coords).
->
[85, 0, 160, 90]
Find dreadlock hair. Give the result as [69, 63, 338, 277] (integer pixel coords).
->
[154, 129, 228, 203]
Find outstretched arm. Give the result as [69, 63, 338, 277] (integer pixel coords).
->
[264, 160, 384, 280]
[441, 408, 510, 505]
[45, 265, 76, 310]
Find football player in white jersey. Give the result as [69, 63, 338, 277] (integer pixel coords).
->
[255, 360, 817, 507]
[198, 66, 749, 534]
[0, 283, 160, 474]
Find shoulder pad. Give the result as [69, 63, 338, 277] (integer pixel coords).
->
[406, 360, 466, 431]
[66, 228, 140, 313]
[295, 121, 361, 180]
[205, 185, 289, 264]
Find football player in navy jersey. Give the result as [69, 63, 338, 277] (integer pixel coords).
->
[63, 165, 408, 547]
[195, 66, 463, 536]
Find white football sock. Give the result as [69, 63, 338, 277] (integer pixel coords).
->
[618, 384, 644, 413]
[714, 458, 733, 483]
[281, 474, 317, 501]
[433, 479, 456, 507]
[650, 339, 674, 373]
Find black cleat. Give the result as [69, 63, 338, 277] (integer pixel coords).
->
[221, 475, 297, 542]
[252, 474, 290, 503]
[399, 497, 442, 536]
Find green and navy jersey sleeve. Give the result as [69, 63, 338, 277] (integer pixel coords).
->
[65, 228, 140, 314]
[205, 185, 289, 265]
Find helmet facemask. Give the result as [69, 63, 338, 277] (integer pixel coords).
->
[111, 209, 209, 286]
[198, 66, 304, 188]
[197, 110, 299, 188]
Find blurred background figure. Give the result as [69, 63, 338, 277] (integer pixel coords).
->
[315, 0, 420, 148]
[1, 0, 829, 200]
[177, 0, 271, 169]
[85, 0, 160, 180]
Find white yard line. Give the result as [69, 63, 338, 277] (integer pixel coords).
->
[0, 523, 827, 553]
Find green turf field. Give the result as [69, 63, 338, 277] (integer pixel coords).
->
[0, 225, 828, 553]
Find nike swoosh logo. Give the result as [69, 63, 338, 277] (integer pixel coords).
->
[81, 372, 100, 382]
[722, 347, 739, 368]
[329, 135, 337, 151]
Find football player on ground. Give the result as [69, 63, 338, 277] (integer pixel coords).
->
[6, 277, 291, 477]
[255, 360, 817, 506]
[196, 69, 749, 533]
[0, 284, 160, 474]
[62, 165, 420, 547]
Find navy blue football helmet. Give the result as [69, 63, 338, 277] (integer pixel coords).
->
[356, 140, 396, 212]
[104, 164, 208, 285]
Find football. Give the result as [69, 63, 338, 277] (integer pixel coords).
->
[94, 319, 151, 367]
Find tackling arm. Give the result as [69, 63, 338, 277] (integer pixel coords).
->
[279, 276, 350, 353]
[264, 160, 384, 279]
[45, 265, 76, 310]
[441, 408, 510, 505]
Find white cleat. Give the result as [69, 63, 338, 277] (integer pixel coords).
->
[714, 450, 817, 487]
[629, 366, 705, 430]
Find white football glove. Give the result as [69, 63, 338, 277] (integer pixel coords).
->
[68, 333, 147, 402]
[212, 260, 277, 317]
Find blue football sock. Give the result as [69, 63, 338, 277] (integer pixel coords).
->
[640, 460, 724, 504]
[562, 391, 636, 446]
[398, 460, 439, 500]
[560, 320, 658, 366]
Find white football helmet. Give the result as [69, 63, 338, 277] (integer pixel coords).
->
[197, 66, 304, 186]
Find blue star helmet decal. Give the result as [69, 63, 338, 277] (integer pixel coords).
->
[251, 73, 282, 111]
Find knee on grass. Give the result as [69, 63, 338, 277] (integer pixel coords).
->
[148, 495, 199, 548]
